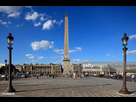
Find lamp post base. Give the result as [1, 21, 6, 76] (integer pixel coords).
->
[119, 87, 129, 94]
[5, 86, 16, 92]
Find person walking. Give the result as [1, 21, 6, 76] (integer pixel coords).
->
[79, 74, 81, 79]
[52, 73, 55, 79]
[73, 72, 76, 80]
[132, 74, 135, 82]
[36, 74, 39, 79]
[71, 73, 73, 78]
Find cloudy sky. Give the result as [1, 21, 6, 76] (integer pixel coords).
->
[0, 6, 136, 66]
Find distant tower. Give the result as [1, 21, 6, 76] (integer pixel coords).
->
[63, 11, 70, 74]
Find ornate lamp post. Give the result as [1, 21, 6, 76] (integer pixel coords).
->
[119, 33, 129, 94]
[5, 33, 16, 92]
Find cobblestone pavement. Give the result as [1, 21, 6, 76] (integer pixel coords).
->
[0, 76, 136, 97]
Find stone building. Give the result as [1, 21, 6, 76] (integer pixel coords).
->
[70, 63, 111, 75]
[70, 64, 82, 74]
[15, 64, 23, 72]
[22, 63, 62, 74]
[109, 64, 136, 75]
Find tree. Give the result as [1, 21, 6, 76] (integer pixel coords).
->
[126, 69, 136, 73]
[0, 64, 17, 74]
[0, 66, 6, 74]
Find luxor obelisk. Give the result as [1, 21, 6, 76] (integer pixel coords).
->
[63, 11, 70, 75]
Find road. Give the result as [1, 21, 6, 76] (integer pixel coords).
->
[0, 76, 136, 97]
[93, 75, 136, 82]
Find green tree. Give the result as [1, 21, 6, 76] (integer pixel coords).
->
[0, 66, 6, 74]
[0, 64, 16, 74]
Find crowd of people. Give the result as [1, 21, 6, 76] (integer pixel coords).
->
[31, 72, 135, 82]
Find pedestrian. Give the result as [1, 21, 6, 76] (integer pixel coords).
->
[132, 74, 135, 82]
[73, 72, 76, 80]
[36, 74, 39, 79]
[65, 73, 67, 77]
[79, 74, 81, 79]
[52, 73, 55, 79]
[71, 73, 73, 78]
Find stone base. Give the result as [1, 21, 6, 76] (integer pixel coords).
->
[5, 86, 16, 92]
[119, 87, 129, 94]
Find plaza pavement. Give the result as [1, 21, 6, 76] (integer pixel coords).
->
[0, 76, 136, 97]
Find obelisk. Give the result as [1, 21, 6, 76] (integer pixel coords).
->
[63, 11, 70, 75]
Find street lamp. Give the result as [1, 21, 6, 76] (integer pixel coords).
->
[119, 33, 129, 94]
[5, 33, 16, 92]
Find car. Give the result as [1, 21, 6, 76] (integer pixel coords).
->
[1, 75, 5, 78]
[21, 74, 29, 78]
[99, 74, 104, 77]
[93, 74, 97, 77]
[114, 75, 122, 78]
[110, 74, 114, 78]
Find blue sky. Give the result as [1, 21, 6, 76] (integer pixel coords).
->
[0, 6, 136, 66]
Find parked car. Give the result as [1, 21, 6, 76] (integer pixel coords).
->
[110, 74, 114, 78]
[99, 74, 104, 77]
[114, 75, 122, 78]
[93, 74, 97, 77]
[1, 75, 5, 78]
[21, 74, 29, 78]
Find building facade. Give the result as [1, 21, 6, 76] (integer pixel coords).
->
[70, 63, 136, 76]
[22, 63, 62, 74]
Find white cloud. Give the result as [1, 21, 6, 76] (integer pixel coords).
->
[69, 50, 77, 53]
[25, 11, 39, 21]
[53, 47, 82, 54]
[122, 50, 136, 55]
[75, 47, 82, 51]
[26, 54, 33, 56]
[24, 6, 32, 9]
[127, 50, 136, 55]
[53, 49, 64, 54]
[42, 19, 63, 30]
[29, 56, 35, 59]
[51, 41, 54, 44]
[71, 59, 91, 64]
[0, 19, 11, 27]
[71, 59, 81, 64]
[107, 54, 110, 56]
[37, 56, 44, 60]
[0, 6, 22, 14]
[40, 16, 47, 21]
[7, 12, 21, 18]
[129, 34, 136, 40]
[0, 20, 6, 25]
[53, 19, 63, 25]
[51, 56, 63, 59]
[34, 22, 41, 26]
[40, 13, 51, 21]
[25, 54, 35, 59]
[32, 60, 38, 62]
[42, 20, 53, 30]
[58, 20, 63, 25]
[30, 40, 54, 51]
[53, 20, 56, 24]
[8, 21, 11, 24]
[16, 23, 24, 27]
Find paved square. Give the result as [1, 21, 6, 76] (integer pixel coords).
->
[0, 76, 136, 97]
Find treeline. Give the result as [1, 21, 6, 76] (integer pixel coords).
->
[126, 69, 136, 73]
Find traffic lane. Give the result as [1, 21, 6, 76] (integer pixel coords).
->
[92, 76, 136, 82]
